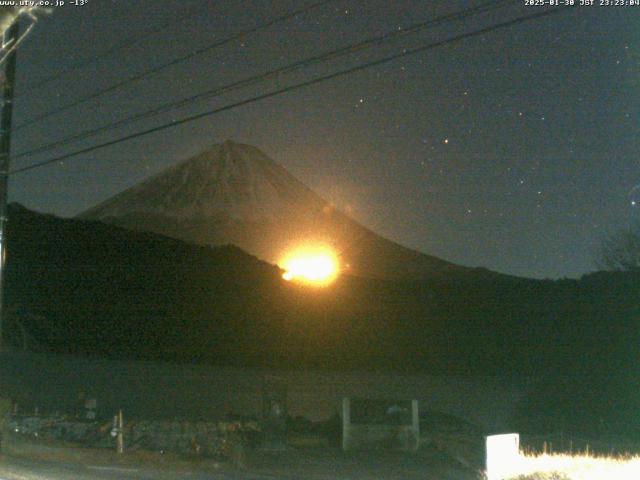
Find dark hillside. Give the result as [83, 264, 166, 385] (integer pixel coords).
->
[5, 204, 640, 433]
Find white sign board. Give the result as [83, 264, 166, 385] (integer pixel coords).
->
[486, 433, 520, 480]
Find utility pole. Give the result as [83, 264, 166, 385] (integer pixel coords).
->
[0, 19, 19, 350]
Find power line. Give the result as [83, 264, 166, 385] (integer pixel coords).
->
[13, 0, 337, 132]
[10, 7, 570, 176]
[21, 3, 203, 92]
[12, 0, 514, 161]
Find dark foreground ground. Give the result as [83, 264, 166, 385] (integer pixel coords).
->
[0, 445, 480, 480]
[247, 447, 479, 479]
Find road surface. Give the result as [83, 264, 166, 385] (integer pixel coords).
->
[0, 455, 272, 480]
[0, 447, 477, 479]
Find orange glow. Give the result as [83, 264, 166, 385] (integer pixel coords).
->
[280, 246, 339, 286]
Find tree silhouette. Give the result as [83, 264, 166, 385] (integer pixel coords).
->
[597, 224, 640, 272]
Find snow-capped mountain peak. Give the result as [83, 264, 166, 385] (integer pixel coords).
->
[82, 141, 325, 223]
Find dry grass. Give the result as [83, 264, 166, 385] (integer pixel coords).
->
[499, 452, 640, 480]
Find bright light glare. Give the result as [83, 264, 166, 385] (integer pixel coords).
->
[485, 433, 640, 480]
[280, 247, 339, 285]
[506, 452, 640, 480]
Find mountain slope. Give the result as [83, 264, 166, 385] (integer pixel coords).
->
[9, 204, 640, 372]
[79, 141, 474, 280]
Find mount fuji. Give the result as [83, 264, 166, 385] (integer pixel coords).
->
[79, 141, 477, 280]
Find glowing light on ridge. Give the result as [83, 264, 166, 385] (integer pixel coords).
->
[280, 245, 339, 286]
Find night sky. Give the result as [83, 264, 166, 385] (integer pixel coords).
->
[6, 0, 639, 279]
